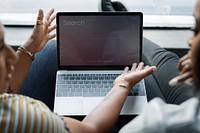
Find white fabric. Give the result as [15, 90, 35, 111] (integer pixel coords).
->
[119, 97, 200, 133]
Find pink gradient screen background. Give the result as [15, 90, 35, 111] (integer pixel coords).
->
[58, 15, 141, 66]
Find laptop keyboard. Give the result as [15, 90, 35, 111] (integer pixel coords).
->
[56, 74, 145, 97]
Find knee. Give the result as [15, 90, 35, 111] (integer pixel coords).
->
[153, 50, 179, 64]
[35, 40, 56, 60]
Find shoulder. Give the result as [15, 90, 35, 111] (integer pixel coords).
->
[0, 93, 48, 106]
[0, 93, 69, 132]
[119, 97, 200, 133]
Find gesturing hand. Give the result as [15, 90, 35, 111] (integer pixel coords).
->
[114, 62, 156, 92]
[169, 51, 193, 86]
[24, 8, 57, 54]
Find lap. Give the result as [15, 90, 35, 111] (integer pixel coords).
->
[19, 38, 192, 111]
[19, 40, 57, 111]
[142, 37, 192, 104]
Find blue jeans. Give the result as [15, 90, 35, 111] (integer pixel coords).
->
[19, 40, 57, 111]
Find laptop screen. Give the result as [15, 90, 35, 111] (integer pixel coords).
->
[57, 12, 143, 70]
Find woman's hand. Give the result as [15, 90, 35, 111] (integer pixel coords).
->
[23, 8, 57, 54]
[114, 62, 156, 92]
[169, 51, 193, 86]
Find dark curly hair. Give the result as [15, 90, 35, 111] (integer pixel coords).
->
[191, 0, 200, 93]
[192, 39, 200, 92]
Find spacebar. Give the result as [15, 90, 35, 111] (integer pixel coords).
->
[83, 93, 107, 97]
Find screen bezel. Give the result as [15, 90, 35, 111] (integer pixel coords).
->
[56, 12, 143, 70]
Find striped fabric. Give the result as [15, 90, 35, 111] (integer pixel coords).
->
[0, 93, 69, 133]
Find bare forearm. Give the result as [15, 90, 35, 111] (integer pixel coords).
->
[8, 8, 56, 93]
[10, 50, 32, 93]
[64, 64, 156, 132]
[82, 85, 129, 133]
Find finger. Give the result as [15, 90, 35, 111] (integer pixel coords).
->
[48, 24, 57, 33]
[144, 65, 150, 69]
[135, 66, 156, 78]
[179, 53, 189, 62]
[131, 63, 137, 71]
[135, 62, 144, 71]
[49, 33, 57, 40]
[36, 9, 44, 25]
[179, 72, 193, 82]
[181, 58, 191, 68]
[44, 9, 55, 28]
[49, 13, 56, 24]
[45, 8, 55, 21]
[178, 53, 189, 70]
[185, 77, 193, 86]
[180, 63, 192, 74]
[169, 71, 192, 86]
[181, 57, 191, 64]
[123, 67, 129, 73]
[178, 59, 191, 73]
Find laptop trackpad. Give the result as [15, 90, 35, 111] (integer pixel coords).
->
[54, 97, 83, 115]
[83, 97, 104, 115]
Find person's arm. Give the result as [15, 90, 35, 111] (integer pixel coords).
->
[63, 62, 156, 133]
[9, 8, 56, 93]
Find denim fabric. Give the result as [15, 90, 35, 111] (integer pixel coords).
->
[19, 40, 57, 111]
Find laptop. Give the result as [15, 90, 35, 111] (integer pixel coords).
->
[54, 12, 147, 116]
